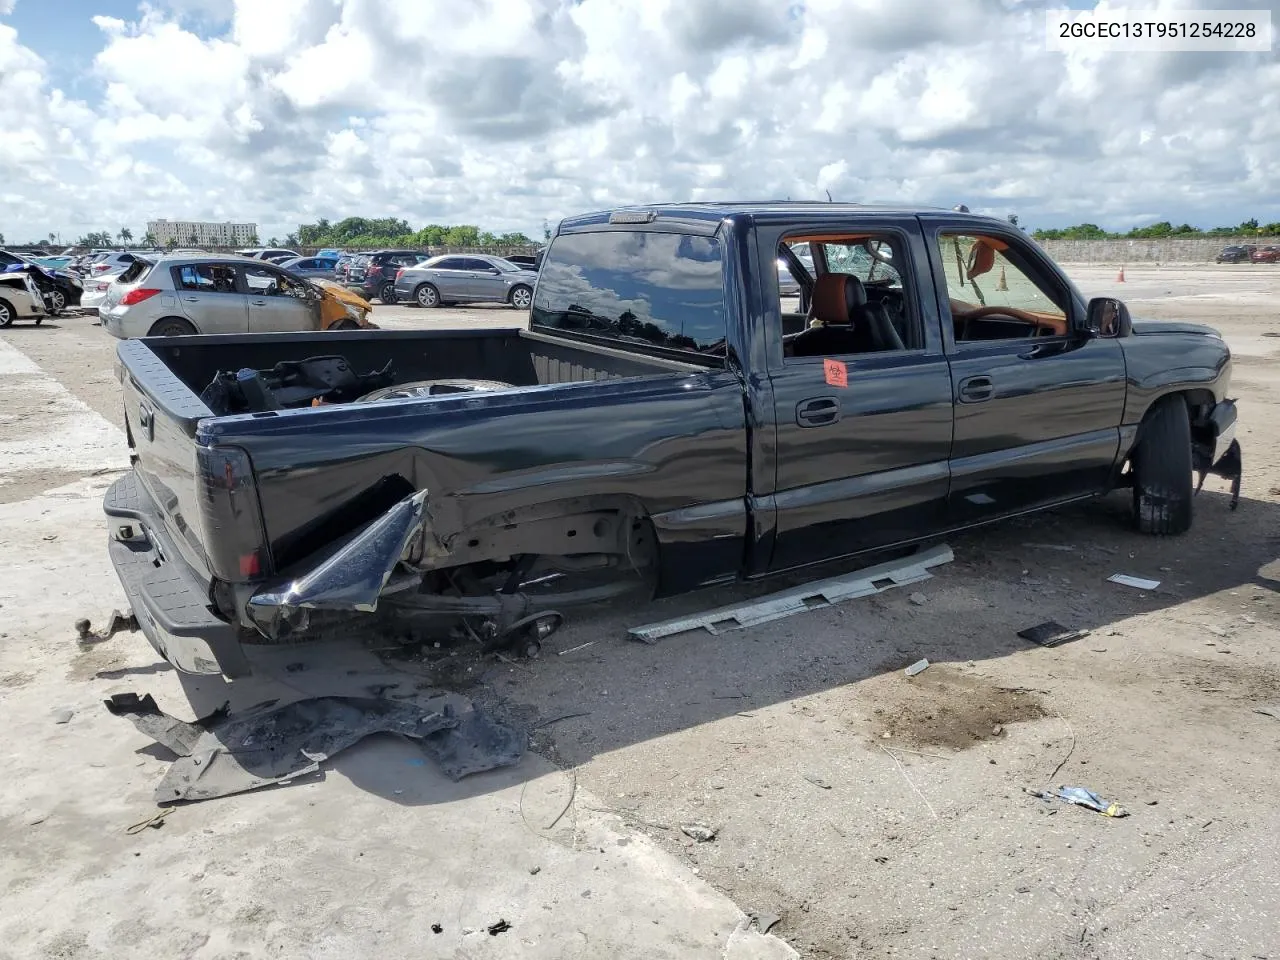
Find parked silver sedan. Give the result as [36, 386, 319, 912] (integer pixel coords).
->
[278, 256, 339, 281]
[392, 254, 538, 309]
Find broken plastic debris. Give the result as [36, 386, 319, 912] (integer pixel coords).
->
[905, 659, 930, 676]
[1018, 621, 1089, 648]
[1107, 574, 1161, 591]
[750, 911, 782, 934]
[105, 692, 524, 802]
[680, 823, 718, 842]
[1055, 786, 1129, 818]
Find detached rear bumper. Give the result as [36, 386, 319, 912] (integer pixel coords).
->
[104, 473, 249, 677]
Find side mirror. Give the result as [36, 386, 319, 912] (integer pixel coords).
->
[1085, 296, 1131, 338]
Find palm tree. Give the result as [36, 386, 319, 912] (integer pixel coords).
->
[188, 232, 198, 247]
[47, 232, 56, 245]
[119, 227, 133, 244]
[142, 232, 156, 247]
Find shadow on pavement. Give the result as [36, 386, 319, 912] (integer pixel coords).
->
[138, 484, 1276, 807]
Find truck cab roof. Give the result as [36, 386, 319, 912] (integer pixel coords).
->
[559, 202, 1008, 236]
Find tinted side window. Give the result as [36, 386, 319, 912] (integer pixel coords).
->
[532, 230, 726, 355]
[433, 258, 468, 270]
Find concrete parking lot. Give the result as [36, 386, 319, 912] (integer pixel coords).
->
[1, 265, 1278, 959]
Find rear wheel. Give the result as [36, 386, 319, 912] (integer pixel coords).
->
[0, 298, 14, 327]
[415, 283, 440, 308]
[46, 289, 66, 313]
[379, 282, 397, 304]
[508, 284, 533, 310]
[147, 316, 197, 337]
[1131, 396, 1194, 535]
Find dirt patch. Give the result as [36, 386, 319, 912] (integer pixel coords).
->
[0, 671, 33, 688]
[0, 469, 101, 504]
[859, 665, 1048, 750]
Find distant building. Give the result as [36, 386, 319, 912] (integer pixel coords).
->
[147, 219, 257, 247]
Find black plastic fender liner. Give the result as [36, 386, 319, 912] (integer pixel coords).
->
[246, 489, 435, 640]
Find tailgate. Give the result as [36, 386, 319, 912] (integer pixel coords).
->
[116, 338, 269, 587]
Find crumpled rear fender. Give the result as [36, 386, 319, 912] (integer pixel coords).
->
[246, 489, 438, 640]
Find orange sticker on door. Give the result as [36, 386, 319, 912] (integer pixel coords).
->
[824, 358, 848, 388]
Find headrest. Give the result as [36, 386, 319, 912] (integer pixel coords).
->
[809, 273, 866, 325]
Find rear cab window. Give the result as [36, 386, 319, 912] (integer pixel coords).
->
[531, 230, 727, 365]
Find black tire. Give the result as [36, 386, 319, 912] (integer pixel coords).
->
[331, 318, 360, 330]
[0, 298, 13, 328]
[147, 317, 197, 337]
[508, 284, 533, 310]
[1131, 396, 1193, 535]
[34, 316, 43, 326]
[379, 282, 397, 304]
[415, 283, 440, 308]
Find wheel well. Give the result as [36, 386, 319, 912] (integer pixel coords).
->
[1127, 388, 1215, 464]
[148, 316, 195, 334]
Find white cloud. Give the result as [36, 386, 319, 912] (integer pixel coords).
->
[0, 0, 1277, 245]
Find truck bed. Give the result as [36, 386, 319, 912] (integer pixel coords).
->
[141, 327, 701, 404]
[114, 327, 749, 669]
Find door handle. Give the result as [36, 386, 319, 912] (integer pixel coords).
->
[251, 299, 267, 305]
[958, 376, 994, 403]
[183, 297, 199, 302]
[796, 396, 841, 427]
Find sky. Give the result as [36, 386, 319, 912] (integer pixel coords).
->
[0, 0, 1276, 245]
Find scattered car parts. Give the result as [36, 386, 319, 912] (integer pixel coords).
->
[628, 545, 954, 643]
[104, 691, 525, 803]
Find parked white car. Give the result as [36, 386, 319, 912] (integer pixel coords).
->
[80, 267, 130, 313]
[0, 271, 49, 326]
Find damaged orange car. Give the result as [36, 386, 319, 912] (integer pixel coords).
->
[100, 253, 379, 339]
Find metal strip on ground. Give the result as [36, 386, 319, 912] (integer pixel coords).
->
[628, 543, 954, 642]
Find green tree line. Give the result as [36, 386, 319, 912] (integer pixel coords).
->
[296, 217, 535, 249]
[1033, 218, 1280, 241]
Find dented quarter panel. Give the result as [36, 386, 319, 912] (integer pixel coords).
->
[246, 490, 430, 638]
[202, 368, 750, 595]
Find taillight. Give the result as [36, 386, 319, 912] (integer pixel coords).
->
[395, 268, 404, 280]
[196, 445, 272, 582]
[119, 287, 161, 306]
[366, 264, 381, 278]
[93, 283, 109, 292]
[93, 264, 111, 273]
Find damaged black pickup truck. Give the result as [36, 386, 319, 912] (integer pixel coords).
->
[105, 203, 1242, 677]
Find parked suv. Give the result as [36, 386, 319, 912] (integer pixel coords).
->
[1214, 245, 1253, 264]
[346, 250, 426, 303]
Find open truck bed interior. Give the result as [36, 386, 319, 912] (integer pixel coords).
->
[140, 327, 706, 410]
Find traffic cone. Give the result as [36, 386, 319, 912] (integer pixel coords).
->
[996, 266, 1007, 291]
[1117, 266, 1125, 282]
